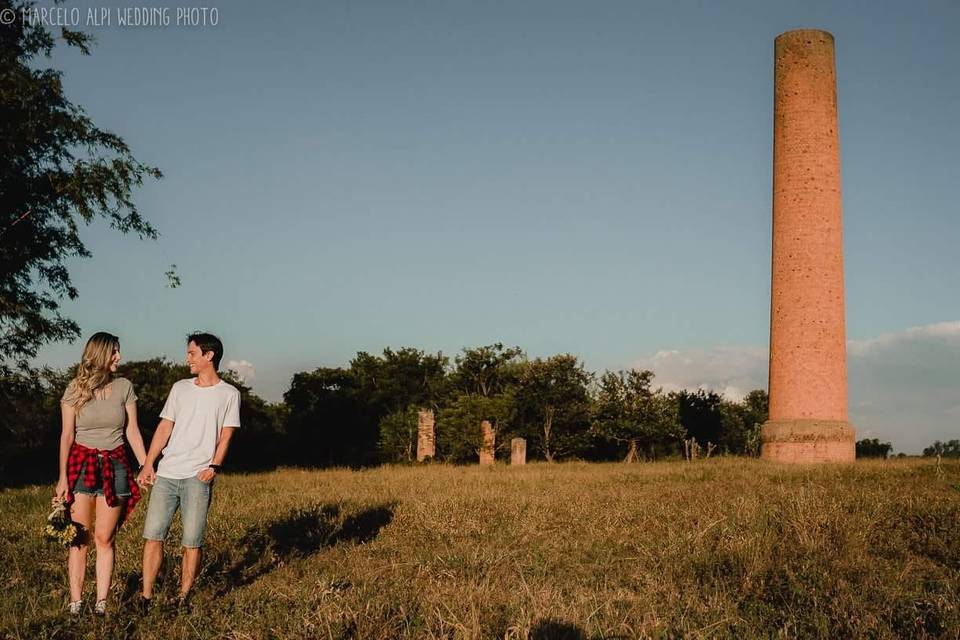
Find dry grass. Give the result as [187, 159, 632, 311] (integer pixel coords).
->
[1, 459, 958, 639]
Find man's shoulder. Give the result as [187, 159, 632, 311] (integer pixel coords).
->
[218, 380, 241, 398]
[170, 378, 195, 393]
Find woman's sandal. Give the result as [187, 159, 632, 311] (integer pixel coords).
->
[94, 599, 107, 615]
[67, 600, 82, 615]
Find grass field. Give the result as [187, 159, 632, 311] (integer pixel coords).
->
[1, 459, 959, 639]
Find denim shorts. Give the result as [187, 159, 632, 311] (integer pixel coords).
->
[142, 475, 213, 548]
[73, 457, 132, 498]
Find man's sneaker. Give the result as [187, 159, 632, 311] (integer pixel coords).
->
[94, 599, 107, 616]
[67, 600, 82, 616]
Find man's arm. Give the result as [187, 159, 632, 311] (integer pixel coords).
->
[137, 418, 174, 486]
[197, 427, 237, 483]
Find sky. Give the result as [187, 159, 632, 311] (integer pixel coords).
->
[27, 0, 959, 453]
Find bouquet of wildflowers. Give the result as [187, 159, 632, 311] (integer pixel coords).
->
[43, 497, 80, 547]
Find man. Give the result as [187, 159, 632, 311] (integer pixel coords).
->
[136, 332, 241, 607]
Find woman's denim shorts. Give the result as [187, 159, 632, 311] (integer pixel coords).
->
[73, 456, 132, 498]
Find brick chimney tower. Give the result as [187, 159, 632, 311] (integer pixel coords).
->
[760, 29, 856, 463]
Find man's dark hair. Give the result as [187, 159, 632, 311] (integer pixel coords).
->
[187, 332, 223, 370]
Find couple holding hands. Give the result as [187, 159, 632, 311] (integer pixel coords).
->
[55, 331, 241, 615]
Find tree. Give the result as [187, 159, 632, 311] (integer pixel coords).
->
[1, 1, 162, 368]
[591, 369, 684, 461]
[377, 406, 420, 463]
[436, 392, 515, 464]
[922, 440, 960, 458]
[449, 343, 523, 398]
[436, 344, 524, 463]
[351, 348, 449, 415]
[676, 389, 724, 450]
[283, 367, 379, 467]
[855, 438, 893, 459]
[718, 389, 768, 456]
[350, 348, 449, 462]
[0, 366, 69, 484]
[513, 355, 592, 461]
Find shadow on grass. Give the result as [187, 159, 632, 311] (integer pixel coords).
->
[531, 619, 587, 640]
[530, 619, 629, 640]
[203, 501, 396, 596]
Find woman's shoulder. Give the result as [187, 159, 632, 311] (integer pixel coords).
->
[112, 377, 135, 391]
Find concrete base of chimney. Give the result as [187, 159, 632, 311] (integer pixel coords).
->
[760, 419, 856, 463]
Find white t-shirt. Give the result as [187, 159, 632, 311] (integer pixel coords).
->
[156, 378, 241, 479]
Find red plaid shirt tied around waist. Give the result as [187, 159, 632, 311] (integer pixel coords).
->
[66, 442, 141, 524]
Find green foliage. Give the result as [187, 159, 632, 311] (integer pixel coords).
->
[284, 367, 378, 467]
[0, 366, 69, 482]
[856, 438, 893, 459]
[676, 388, 724, 448]
[718, 390, 768, 456]
[430, 344, 527, 463]
[591, 369, 684, 460]
[351, 347, 449, 414]
[449, 343, 523, 397]
[923, 440, 960, 457]
[437, 393, 515, 463]
[377, 407, 420, 463]
[512, 355, 593, 461]
[0, 0, 161, 367]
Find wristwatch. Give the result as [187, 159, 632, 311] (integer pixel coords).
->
[209, 464, 222, 473]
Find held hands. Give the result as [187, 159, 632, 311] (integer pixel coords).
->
[137, 464, 156, 487]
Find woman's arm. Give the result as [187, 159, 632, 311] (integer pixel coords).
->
[56, 403, 76, 499]
[124, 402, 147, 467]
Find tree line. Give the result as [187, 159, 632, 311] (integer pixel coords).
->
[4, 343, 939, 484]
[2, 344, 770, 482]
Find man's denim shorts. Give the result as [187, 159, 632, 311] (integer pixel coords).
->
[73, 457, 132, 498]
[142, 475, 213, 548]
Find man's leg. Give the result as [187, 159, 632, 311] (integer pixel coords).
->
[140, 477, 179, 599]
[180, 547, 202, 596]
[178, 476, 213, 597]
[141, 540, 164, 599]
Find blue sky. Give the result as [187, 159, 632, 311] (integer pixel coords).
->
[31, 0, 959, 452]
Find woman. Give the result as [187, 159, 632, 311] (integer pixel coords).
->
[55, 332, 148, 616]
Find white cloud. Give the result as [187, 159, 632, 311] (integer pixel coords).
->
[848, 321, 960, 356]
[629, 346, 767, 402]
[625, 321, 960, 453]
[225, 359, 256, 383]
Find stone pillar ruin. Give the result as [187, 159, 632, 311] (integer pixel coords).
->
[511, 438, 527, 465]
[479, 420, 496, 466]
[416, 409, 435, 461]
[761, 29, 856, 463]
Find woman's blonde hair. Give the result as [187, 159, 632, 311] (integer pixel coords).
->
[63, 332, 120, 413]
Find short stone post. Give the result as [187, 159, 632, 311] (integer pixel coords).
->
[511, 438, 526, 465]
[479, 420, 496, 466]
[416, 409, 435, 461]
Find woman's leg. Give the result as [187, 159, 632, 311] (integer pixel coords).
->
[93, 495, 125, 602]
[68, 494, 95, 603]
